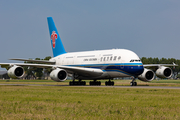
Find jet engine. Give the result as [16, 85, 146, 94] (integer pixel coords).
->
[138, 68, 155, 82]
[7, 66, 24, 79]
[50, 68, 68, 82]
[155, 66, 172, 79]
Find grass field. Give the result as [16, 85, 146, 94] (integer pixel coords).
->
[0, 79, 180, 119]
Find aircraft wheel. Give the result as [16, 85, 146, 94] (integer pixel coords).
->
[134, 82, 137, 86]
[130, 82, 133, 86]
[112, 81, 114, 86]
[73, 82, 76, 85]
[105, 81, 107, 86]
[130, 82, 137, 86]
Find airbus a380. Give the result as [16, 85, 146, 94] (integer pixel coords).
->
[0, 17, 177, 86]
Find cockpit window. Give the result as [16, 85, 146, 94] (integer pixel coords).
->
[130, 59, 141, 62]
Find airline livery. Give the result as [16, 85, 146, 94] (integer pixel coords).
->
[0, 17, 177, 86]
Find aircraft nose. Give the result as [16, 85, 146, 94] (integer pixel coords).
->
[135, 65, 144, 76]
[127, 64, 144, 76]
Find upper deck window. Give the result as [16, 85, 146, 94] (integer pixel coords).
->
[103, 54, 112, 56]
[77, 55, 95, 58]
[66, 56, 73, 58]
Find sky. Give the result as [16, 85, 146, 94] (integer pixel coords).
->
[0, 0, 180, 69]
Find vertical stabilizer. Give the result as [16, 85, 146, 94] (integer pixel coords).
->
[47, 17, 66, 57]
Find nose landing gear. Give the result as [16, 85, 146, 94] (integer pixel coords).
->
[130, 77, 137, 86]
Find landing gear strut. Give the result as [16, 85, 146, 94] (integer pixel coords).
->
[130, 77, 137, 86]
[89, 80, 101, 86]
[105, 79, 114, 86]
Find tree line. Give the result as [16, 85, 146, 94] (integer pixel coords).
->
[23, 57, 180, 79]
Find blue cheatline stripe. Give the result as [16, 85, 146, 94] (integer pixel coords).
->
[67, 63, 143, 67]
[66, 63, 144, 76]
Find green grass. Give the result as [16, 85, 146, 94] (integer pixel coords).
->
[0, 85, 180, 119]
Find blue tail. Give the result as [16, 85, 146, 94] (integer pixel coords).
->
[47, 17, 66, 57]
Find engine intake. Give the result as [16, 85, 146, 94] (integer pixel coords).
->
[50, 68, 68, 82]
[138, 68, 155, 82]
[8, 66, 24, 79]
[155, 66, 172, 79]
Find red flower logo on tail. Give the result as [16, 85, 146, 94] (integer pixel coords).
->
[51, 31, 58, 48]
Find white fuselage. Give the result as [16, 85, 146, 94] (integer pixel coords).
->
[50, 49, 144, 79]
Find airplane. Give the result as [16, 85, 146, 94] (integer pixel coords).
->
[0, 17, 178, 86]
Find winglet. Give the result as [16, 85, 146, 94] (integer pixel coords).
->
[47, 17, 66, 57]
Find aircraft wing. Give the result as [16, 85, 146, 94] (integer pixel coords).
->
[0, 63, 53, 68]
[58, 65, 103, 77]
[0, 63, 103, 77]
[9, 58, 55, 64]
[143, 63, 178, 70]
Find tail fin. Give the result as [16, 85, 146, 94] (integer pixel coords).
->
[47, 17, 66, 57]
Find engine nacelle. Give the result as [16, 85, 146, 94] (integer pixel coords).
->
[138, 68, 155, 82]
[50, 68, 68, 82]
[8, 66, 24, 79]
[155, 66, 172, 79]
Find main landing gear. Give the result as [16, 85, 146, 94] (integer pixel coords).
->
[69, 79, 86, 86]
[69, 73, 115, 86]
[69, 74, 86, 86]
[130, 77, 137, 86]
[105, 79, 114, 86]
[89, 80, 101, 86]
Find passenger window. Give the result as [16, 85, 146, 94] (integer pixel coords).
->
[101, 57, 103, 61]
[107, 57, 109, 61]
[110, 56, 113, 61]
[113, 56, 117, 61]
[104, 57, 106, 61]
[118, 56, 121, 60]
